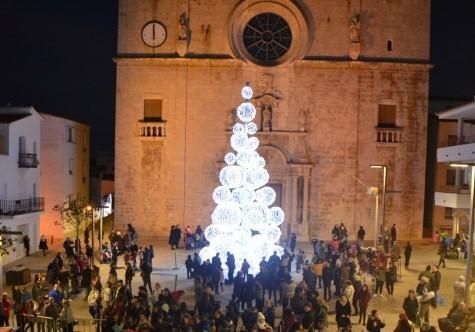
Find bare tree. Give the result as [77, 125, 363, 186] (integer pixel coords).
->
[53, 196, 90, 254]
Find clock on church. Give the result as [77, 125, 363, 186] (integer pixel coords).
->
[141, 21, 167, 48]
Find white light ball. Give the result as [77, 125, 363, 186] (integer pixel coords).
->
[199, 246, 215, 262]
[232, 123, 245, 134]
[233, 227, 253, 246]
[241, 86, 253, 100]
[213, 186, 232, 204]
[256, 186, 276, 206]
[224, 153, 237, 165]
[219, 166, 244, 188]
[231, 187, 256, 206]
[269, 206, 285, 226]
[243, 168, 269, 189]
[247, 137, 259, 150]
[242, 203, 270, 231]
[230, 133, 248, 152]
[245, 122, 258, 135]
[211, 202, 242, 227]
[204, 224, 221, 241]
[237, 102, 256, 122]
[237, 150, 259, 169]
[265, 226, 282, 243]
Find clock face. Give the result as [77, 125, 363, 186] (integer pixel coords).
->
[141, 21, 167, 47]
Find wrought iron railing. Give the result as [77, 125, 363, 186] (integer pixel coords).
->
[18, 153, 40, 168]
[0, 197, 44, 215]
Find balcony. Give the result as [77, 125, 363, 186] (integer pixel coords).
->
[0, 197, 45, 216]
[18, 153, 39, 168]
[138, 120, 166, 141]
[434, 192, 470, 209]
[376, 127, 402, 145]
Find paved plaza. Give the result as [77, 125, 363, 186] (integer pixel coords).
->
[2, 238, 465, 331]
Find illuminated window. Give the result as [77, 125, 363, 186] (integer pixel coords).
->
[144, 99, 163, 121]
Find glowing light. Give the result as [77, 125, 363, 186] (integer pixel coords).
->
[237, 102, 256, 122]
[241, 86, 253, 100]
[200, 83, 285, 274]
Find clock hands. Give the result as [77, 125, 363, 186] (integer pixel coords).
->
[153, 23, 156, 40]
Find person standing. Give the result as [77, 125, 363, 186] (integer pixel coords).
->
[60, 299, 75, 332]
[185, 255, 194, 279]
[322, 261, 333, 301]
[357, 226, 366, 242]
[432, 265, 442, 308]
[385, 262, 397, 296]
[23, 234, 30, 256]
[402, 290, 419, 324]
[335, 295, 351, 330]
[356, 284, 371, 325]
[404, 241, 412, 269]
[390, 224, 397, 247]
[226, 252, 236, 284]
[39, 235, 48, 256]
[168, 226, 176, 250]
[289, 233, 297, 253]
[438, 240, 447, 268]
[375, 264, 386, 296]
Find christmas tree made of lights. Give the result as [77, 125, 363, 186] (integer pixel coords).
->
[199, 83, 285, 275]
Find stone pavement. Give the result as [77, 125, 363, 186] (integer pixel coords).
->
[1, 239, 464, 331]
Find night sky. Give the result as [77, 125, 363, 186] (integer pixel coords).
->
[0, 1, 474, 155]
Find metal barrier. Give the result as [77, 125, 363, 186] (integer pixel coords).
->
[22, 314, 105, 332]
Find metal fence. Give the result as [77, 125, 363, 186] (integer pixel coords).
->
[22, 314, 105, 332]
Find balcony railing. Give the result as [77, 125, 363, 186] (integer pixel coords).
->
[376, 127, 402, 144]
[138, 121, 166, 141]
[0, 197, 44, 216]
[18, 153, 39, 168]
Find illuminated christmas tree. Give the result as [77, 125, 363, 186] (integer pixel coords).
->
[199, 83, 285, 275]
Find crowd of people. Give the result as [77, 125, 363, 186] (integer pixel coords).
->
[4, 221, 475, 331]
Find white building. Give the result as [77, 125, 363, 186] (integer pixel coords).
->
[0, 107, 42, 264]
[39, 113, 90, 241]
[435, 100, 475, 236]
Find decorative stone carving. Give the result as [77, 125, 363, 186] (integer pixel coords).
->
[262, 105, 273, 132]
[200, 24, 210, 41]
[177, 12, 191, 57]
[349, 13, 361, 60]
[298, 108, 309, 132]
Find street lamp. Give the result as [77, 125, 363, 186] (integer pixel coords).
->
[86, 205, 95, 266]
[367, 186, 379, 248]
[370, 164, 388, 251]
[450, 163, 475, 305]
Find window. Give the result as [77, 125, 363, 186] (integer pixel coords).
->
[33, 183, 37, 198]
[82, 130, 88, 152]
[66, 127, 76, 143]
[243, 13, 292, 65]
[0, 134, 7, 155]
[144, 99, 163, 121]
[387, 40, 393, 51]
[444, 207, 453, 219]
[446, 169, 456, 186]
[69, 158, 74, 175]
[19, 136, 26, 154]
[378, 104, 396, 128]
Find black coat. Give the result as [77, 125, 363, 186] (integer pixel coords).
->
[335, 300, 351, 327]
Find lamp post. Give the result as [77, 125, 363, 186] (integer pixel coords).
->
[450, 163, 475, 305]
[86, 205, 95, 266]
[368, 186, 379, 248]
[370, 164, 387, 250]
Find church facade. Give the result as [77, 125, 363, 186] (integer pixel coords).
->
[114, 0, 430, 240]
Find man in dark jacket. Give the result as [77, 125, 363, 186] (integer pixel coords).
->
[432, 265, 442, 308]
[301, 302, 315, 330]
[322, 261, 333, 301]
[366, 309, 386, 332]
[226, 252, 236, 284]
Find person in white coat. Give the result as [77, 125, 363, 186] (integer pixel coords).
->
[453, 275, 466, 305]
[343, 280, 355, 314]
